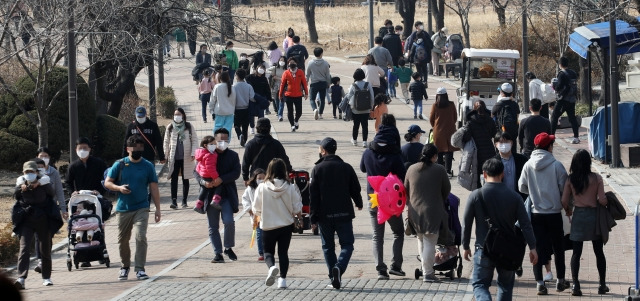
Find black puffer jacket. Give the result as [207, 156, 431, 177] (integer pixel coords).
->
[464, 109, 497, 167]
[309, 155, 363, 224]
[242, 134, 292, 181]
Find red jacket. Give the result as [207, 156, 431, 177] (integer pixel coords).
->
[279, 69, 308, 98]
[195, 147, 219, 179]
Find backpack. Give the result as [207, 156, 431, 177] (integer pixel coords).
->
[447, 34, 464, 60]
[412, 39, 429, 64]
[353, 82, 372, 111]
[496, 101, 517, 132]
[540, 82, 556, 104]
[557, 70, 578, 103]
[288, 46, 305, 68]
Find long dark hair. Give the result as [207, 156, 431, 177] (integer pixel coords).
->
[268, 41, 278, 51]
[474, 100, 487, 115]
[287, 27, 295, 38]
[569, 149, 593, 195]
[265, 158, 288, 183]
[220, 71, 232, 97]
[248, 168, 266, 189]
[435, 93, 450, 108]
[252, 51, 265, 70]
[419, 143, 438, 170]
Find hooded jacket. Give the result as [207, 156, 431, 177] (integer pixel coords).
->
[518, 149, 568, 214]
[305, 57, 332, 84]
[252, 178, 302, 231]
[310, 155, 363, 224]
[464, 109, 497, 167]
[360, 128, 406, 198]
[195, 147, 219, 179]
[242, 134, 292, 181]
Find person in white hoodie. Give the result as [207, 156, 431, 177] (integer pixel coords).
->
[518, 132, 570, 295]
[252, 158, 302, 289]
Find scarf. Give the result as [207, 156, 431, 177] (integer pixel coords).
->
[172, 121, 186, 141]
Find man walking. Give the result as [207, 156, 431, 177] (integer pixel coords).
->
[123, 106, 166, 164]
[518, 133, 570, 295]
[492, 132, 528, 201]
[242, 118, 292, 185]
[551, 57, 580, 144]
[382, 25, 404, 66]
[286, 36, 309, 72]
[310, 137, 363, 289]
[518, 98, 551, 158]
[404, 21, 433, 84]
[491, 83, 520, 154]
[194, 128, 241, 263]
[462, 158, 538, 301]
[105, 135, 161, 281]
[306, 47, 332, 120]
[369, 36, 393, 95]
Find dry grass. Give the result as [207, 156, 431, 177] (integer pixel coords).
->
[233, 4, 501, 53]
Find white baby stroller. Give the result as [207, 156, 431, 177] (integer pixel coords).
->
[66, 191, 110, 271]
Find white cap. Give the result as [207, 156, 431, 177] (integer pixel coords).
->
[500, 83, 513, 93]
[436, 87, 447, 95]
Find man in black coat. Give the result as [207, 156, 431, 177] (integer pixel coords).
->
[382, 25, 404, 66]
[492, 131, 528, 201]
[122, 106, 166, 164]
[241, 118, 292, 184]
[285, 36, 309, 72]
[310, 137, 363, 289]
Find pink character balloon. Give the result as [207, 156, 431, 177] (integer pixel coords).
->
[368, 173, 406, 224]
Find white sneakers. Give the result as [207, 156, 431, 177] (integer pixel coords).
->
[265, 266, 279, 287]
[362, 141, 367, 148]
[544, 271, 554, 282]
[351, 139, 357, 146]
[14, 277, 25, 290]
[250, 128, 255, 135]
[277, 277, 287, 289]
[314, 109, 319, 120]
[571, 137, 580, 144]
[43, 278, 53, 286]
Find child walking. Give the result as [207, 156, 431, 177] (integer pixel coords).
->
[252, 158, 302, 289]
[329, 77, 344, 119]
[409, 72, 428, 119]
[242, 169, 267, 261]
[387, 68, 398, 98]
[371, 94, 389, 132]
[199, 69, 215, 123]
[391, 59, 413, 104]
[194, 136, 222, 213]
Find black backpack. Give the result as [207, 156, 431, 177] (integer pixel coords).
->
[288, 47, 305, 68]
[497, 101, 517, 132]
[353, 82, 372, 111]
[558, 70, 578, 103]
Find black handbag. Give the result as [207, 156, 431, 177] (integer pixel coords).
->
[478, 189, 526, 271]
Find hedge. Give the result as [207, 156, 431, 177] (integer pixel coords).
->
[93, 114, 127, 165]
[0, 130, 38, 170]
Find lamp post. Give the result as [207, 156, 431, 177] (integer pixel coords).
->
[609, 0, 621, 167]
[68, 0, 78, 162]
[521, 0, 529, 113]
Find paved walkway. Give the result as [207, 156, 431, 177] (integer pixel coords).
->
[8, 48, 640, 300]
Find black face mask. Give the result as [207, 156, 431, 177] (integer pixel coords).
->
[319, 152, 323, 159]
[131, 150, 143, 160]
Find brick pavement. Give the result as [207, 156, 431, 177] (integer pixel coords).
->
[10, 49, 640, 300]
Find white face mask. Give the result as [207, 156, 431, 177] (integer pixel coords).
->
[418, 25, 424, 30]
[136, 117, 146, 124]
[38, 167, 46, 174]
[174, 115, 183, 123]
[24, 173, 37, 183]
[497, 143, 512, 154]
[279, 61, 285, 67]
[257, 68, 265, 75]
[41, 157, 50, 166]
[77, 149, 90, 159]
[257, 179, 264, 184]
[207, 144, 216, 153]
[217, 141, 228, 151]
[241, 56, 247, 60]
[396, 31, 402, 35]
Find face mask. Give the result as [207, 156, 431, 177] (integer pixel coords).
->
[396, 31, 402, 35]
[319, 152, 323, 159]
[289, 64, 297, 70]
[240, 56, 246, 60]
[217, 141, 228, 151]
[77, 149, 90, 159]
[174, 115, 183, 123]
[42, 157, 50, 166]
[498, 143, 512, 154]
[24, 173, 37, 183]
[131, 150, 143, 160]
[418, 25, 424, 30]
[207, 144, 216, 153]
[257, 179, 264, 184]
[279, 61, 285, 67]
[38, 167, 46, 174]
[257, 68, 265, 75]
[136, 117, 146, 124]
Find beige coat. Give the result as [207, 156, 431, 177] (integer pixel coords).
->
[163, 123, 199, 180]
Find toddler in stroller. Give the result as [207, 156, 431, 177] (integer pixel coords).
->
[66, 192, 110, 270]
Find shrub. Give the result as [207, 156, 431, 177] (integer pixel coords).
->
[93, 114, 127, 165]
[157, 86, 177, 119]
[0, 224, 20, 267]
[0, 131, 37, 171]
[3, 67, 95, 161]
[6, 111, 38, 143]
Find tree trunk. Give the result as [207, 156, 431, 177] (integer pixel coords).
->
[490, 0, 508, 28]
[429, 0, 445, 31]
[303, 0, 319, 43]
[398, 0, 416, 40]
[460, 13, 471, 48]
[221, 0, 234, 39]
[36, 102, 48, 148]
[579, 56, 589, 104]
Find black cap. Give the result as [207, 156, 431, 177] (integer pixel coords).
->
[256, 117, 271, 128]
[316, 137, 337, 153]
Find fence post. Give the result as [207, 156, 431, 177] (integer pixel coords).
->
[268, 10, 271, 20]
[377, 5, 379, 16]
[338, 35, 340, 50]
[245, 25, 249, 41]
[254, 9, 257, 20]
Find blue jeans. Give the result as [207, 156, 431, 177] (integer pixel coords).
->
[249, 107, 265, 128]
[256, 227, 264, 256]
[228, 69, 236, 84]
[206, 198, 235, 255]
[472, 248, 515, 301]
[213, 114, 234, 142]
[388, 81, 397, 96]
[319, 220, 355, 279]
[309, 81, 327, 114]
[413, 99, 423, 117]
[200, 93, 211, 122]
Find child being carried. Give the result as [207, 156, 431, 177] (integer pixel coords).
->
[194, 136, 224, 213]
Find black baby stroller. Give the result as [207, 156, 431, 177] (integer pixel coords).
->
[66, 191, 110, 271]
[289, 170, 318, 235]
[414, 193, 463, 280]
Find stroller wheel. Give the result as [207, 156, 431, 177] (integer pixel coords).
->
[449, 269, 455, 280]
[75, 263, 79, 269]
[105, 259, 110, 268]
[414, 268, 422, 280]
[67, 262, 72, 272]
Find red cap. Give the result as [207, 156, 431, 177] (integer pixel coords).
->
[534, 132, 555, 148]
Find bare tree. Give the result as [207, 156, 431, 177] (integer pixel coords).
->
[429, 0, 445, 31]
[303, 0, 319, 43]
[398, 0, 416, 39]
[445, 0, 474, 48]
[490, 0, 509, 28]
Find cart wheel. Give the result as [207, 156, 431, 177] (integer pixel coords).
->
[449, 269, 455, 280]
[105, 259, 110, 268]
[414, 268, 422, 280]
[313, 227, 319, 235]
[67, 262, 72, 271]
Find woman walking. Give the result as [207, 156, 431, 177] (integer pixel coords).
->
[344, 68, 374, 148]
[252, 158, 302, 289]
[199, 69, 215, 123]
[279, 59, 308, 132]
[404, 144, 451, 282]
[164, 108, 199, 209]
[429, 87, 458, 177]
[267, 41, 282, 67]
[270, 56, 287, 121]
[401, 125, 426, 169]
[463, 100, 497, 187]
[210, 71, 237, 139]
[561, 149, 609, 296]
[360, 54, 386, 96]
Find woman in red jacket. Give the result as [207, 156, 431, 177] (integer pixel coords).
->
[279, 58, 308, 132]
